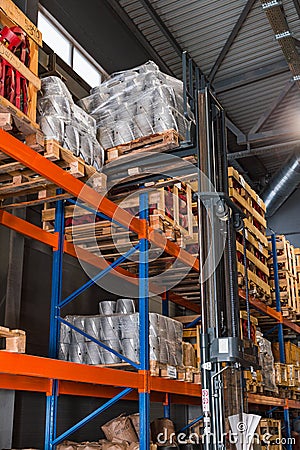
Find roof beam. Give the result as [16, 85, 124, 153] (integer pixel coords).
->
[226, 117, 246, 142]
[292, 0, 300, 21]
[105, 0, 175, 76]
[209, 0, 256, 82]
[228, 140, 300, 160]
[215, 60, 288, 93]
[249, 79, 295, 134]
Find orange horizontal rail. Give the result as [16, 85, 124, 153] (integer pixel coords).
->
[0, 130, 199, 272]
[59, 381, 200, 405]
[248, 393, 300, 409]
[150, 376, 201, 397]
[239, 289, 300, 334]
[0, 373, 51, 393]
[0, 210, 59, 249]
[168, 292, 201, 314]
[0, 352, 142, 389]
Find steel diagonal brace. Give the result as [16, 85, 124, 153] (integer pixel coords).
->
[58, 317, 140, 368]
[58, 244, 140, 308]
[52, 387, 133, 445]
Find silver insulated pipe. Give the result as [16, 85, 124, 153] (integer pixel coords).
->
[261, 153, 300, 217]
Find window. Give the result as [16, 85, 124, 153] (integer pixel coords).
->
[38, 8, 106, 87]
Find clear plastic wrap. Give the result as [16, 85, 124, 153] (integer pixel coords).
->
[41, 76, 74, 101]
[63, 311, 183, 366]
[256, 331, 278, 393]
[38, 76, 104, 172]
[79, 61, 194, 150]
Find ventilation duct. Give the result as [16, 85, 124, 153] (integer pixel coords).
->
[261, 152, 300, 217]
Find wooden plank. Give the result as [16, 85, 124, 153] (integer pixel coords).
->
[236, 241, 269, 276]
[0, 42, 40, 90]
[0, 0, 42, 46]
[229, 187, 267, 228]
[0, 95, 39, 135]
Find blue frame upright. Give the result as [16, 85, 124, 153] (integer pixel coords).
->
[44, 192, 150, 450]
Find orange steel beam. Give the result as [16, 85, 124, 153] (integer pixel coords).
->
[240, 289, 300, 334]
[0, 131, 199, 272]
[0, 373, 51, 393]
[168, 292, 201, 313]
[282, 318, 300, 334]
[0, 209, 165, 294]
[248, 394, 300, 409]
[0, 210, 59, 250]
[0, 352, 143, 389]
[150, 376, 201, 397]
[239, 290, 282, 321]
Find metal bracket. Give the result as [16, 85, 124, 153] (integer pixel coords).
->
[275, 31, 291, 40]
[262, 0, 282, 9]
[202, 362, 212, 371]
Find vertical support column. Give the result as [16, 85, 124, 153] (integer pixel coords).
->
[162, 292, 171, 419]
[45, 192, 65, 450]
[271, 234, 285, 363]
[139, 191, 150, 450]
[284, 404, 293, 450]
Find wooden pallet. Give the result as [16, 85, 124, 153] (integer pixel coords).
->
[228, 166, 266, 214]
[268, 236, 300, 314]
[0, 139, 107, 203]
[106, 129, 181, 162]
[0, 0, 42, 127]
[237, 261, 271, 303]
[257, 419, 282, 450]
[95, 360, 200, 383]
[0, 326, 26, 353]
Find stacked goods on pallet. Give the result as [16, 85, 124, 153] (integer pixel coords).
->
[59, 298, 183, 369]
[295, 248, 300, 301]
[256, 419, 282, 450]
[272, 341, 300, 399]
[42, 180, 194, 253]
[268, 235, 300, 318]
[0, 0, 42, 134]
[228, 167, 271, 303]
[38, 77, 104, 171]
[78, 61, 193, 160]
[256, 331, 278, 395]
[0, 325, 26, 352]
[240, 312, 262, 393]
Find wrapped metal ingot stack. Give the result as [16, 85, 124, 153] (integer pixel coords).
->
[268, 235, 300, 318]
[228, 167, 271, 303]
[38, 76, 104, 172]
[79, 61, 194, 161]
[58, 299, 184, 376]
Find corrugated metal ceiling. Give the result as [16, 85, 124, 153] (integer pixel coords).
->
[118, 0, 300, 183]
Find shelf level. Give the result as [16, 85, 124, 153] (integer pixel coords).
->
[239, 289, 300, 334]
[248, 393, 300, 409]
[0, 352, 201, 403]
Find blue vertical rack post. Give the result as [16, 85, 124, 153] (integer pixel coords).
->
[270, 233, 292, 450]
[162, 292, 171, 419]
[45, 191, 65, 450]
[44, 192, 150, 450]
[139, 191, 150, 450]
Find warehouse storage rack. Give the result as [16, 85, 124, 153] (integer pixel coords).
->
[0, 107, 300, 448]
[0, 129, 200, 450]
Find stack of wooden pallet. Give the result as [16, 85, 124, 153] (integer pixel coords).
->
[295, 248, 300, 304]
[256, 419, 282, 450]
[0, 325, 26, 353]
[268, 235, 299, 318]
[0, 0, 42, 136]
[228, 167, 271, 303]
[42, 179, 195, 258]
[244, 369, 264, 394]
[272, 342, 300, 399]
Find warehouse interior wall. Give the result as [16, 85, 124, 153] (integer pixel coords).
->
[268, 189, 300, 247]
[39, 0, 154, 73]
